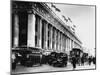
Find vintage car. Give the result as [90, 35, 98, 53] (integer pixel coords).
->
[70, 48, 83, 65]
[47, 52, 68, 67]
[11, 46, 42, 69]
[47, 52, 57, 65]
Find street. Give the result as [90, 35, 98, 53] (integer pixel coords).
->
[12, 62, 95, 74]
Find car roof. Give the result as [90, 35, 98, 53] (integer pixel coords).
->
[70, 48, 83, 52]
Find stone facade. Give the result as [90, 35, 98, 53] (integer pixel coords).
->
[12, 1, 82, 54]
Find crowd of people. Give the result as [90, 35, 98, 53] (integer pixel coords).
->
[70, 55, 96, 69]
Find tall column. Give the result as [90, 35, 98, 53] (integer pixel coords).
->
[48, 24, 52, 50]
[64, 36, 66, 52]
[44, 22, 46, 49]
[71, 40, 72, 50]
[38, 17, 42, 48]
[61, 33, 62, 52]
[62, 34, 64, 52]
[27, 13, 36, 47]
[45, 22, 48, 49]
[60, 33, 62, 52]
[74, 42, 76, 48]
[68, 38, 69, 51]
[69, 38, 70, 50]
[36, 16, 40, 48]
[41, 20, 45, 49]
[73, 40, 74, 48]
[52, 27, 54, 50]
[66, 37, 69, 54]
[58, 31, 60, 52]
[56, 30, 58, 51]
[54, 29, 57, 51]
[65, 38, 67, 53]
[66, 37, 67, 52]
[63, 35, 65, 52]
[69, 38, 71, 50]
[56, 31, 59, 51]
[53, 28, 56, 51]
[13, 14, 19, 47]
[50, 26, 52, 50]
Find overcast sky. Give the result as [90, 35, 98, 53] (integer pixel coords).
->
[47, 3, 95, 52]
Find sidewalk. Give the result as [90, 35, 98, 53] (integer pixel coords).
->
[12, 62, 95, 74]
[75, 63, 95, 70]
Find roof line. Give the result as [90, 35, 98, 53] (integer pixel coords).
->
[42, 3, 82, 44]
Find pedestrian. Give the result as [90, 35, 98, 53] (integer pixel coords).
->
[93, 57, 96, 65]
[81, 57, 84, 66]
[71, 57, 77, 70]
[88, 56, 92, 65]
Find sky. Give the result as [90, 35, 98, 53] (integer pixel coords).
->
[47, 3, 95, 55]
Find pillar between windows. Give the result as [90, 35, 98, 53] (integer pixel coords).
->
[27, 13, 36, 47]
[45, 22, 48, 50]
[73, 40, 74, 48]
[50, 26, 53, 50]
[38, 17, 42, 48]
[13, 13, 19, 47]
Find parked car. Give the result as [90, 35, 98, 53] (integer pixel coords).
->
[70, 48, 83, 65]
[11, 46, 42, 69]
[47, 52, 68, 67]
[41, 52, 51, 64]
[47, 52, 58, 65]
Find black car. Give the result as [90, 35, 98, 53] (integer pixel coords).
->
[47, 52, 68, 67]
[70, 48, 83, 65]
[11, 46, 42, 69]
[47, 52, 58, 65]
